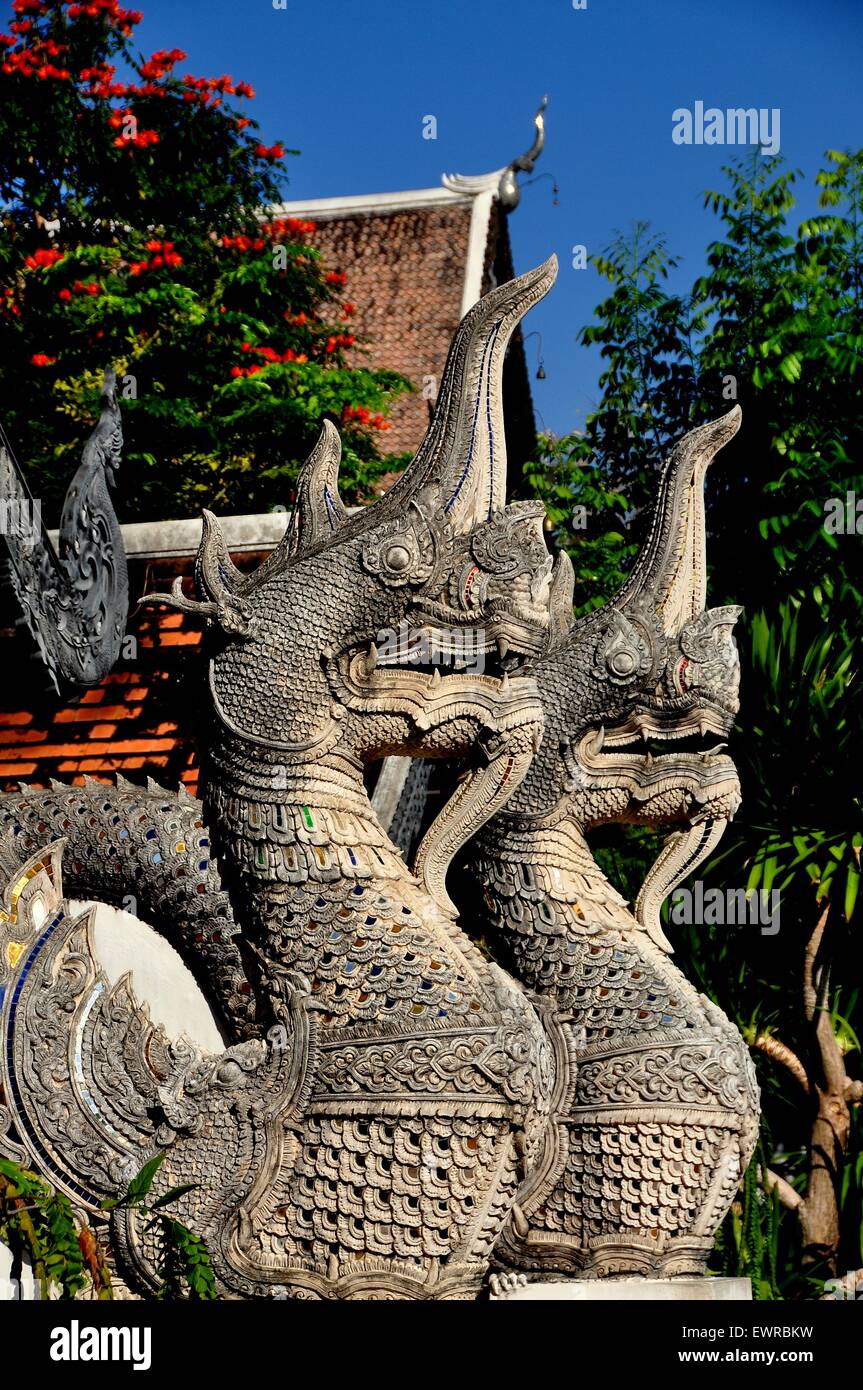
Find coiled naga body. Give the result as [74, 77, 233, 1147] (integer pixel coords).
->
[0, 258, 759, 1299]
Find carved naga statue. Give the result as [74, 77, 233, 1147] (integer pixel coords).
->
[466, 406, 761, 1279]
[0, 260, 563, 1300]
[0, 259, 759, 1299]
[0, 370, 128, 691]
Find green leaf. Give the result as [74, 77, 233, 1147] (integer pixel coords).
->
[845, 865, 860, 922]
[125, 1153, 166, 1205]
[150, 1183, 200, 1210]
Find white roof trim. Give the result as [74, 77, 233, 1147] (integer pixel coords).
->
[48, 512, 292, 561]
[266, 168, 504, 223]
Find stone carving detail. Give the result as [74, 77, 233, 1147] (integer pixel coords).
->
[0, 264, 758, 1298]
[0, 371, 128, 690]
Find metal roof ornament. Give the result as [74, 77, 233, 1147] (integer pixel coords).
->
[497, 96, 548, 210]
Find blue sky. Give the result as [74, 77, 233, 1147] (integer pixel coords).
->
[136, 0, 861, 437]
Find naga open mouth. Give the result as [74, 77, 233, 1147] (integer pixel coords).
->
[577, 702, 737, 781]
[369, 622, 535, 685]
[587, 726, 732, 769]
[570, 712, 742, 956]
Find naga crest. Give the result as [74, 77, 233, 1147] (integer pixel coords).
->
[495, 405, 744, 950]
[143, 258, 562, 906]
[0, 370, 128, 691]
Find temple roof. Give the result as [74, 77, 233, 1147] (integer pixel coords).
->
[268, 168, 525, 456]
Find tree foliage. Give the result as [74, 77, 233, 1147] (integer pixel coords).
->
[0, 1151, 216, 1301]
[0, 0, 410, 521]
[101, 1151, 216, 1300]
[528, 147, 863, 1295]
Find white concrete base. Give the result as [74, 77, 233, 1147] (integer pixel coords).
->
[490, 1276, 751, 1301]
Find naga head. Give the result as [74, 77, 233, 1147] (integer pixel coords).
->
[503, 406, 743, 949]
[143, 259, 560, 904]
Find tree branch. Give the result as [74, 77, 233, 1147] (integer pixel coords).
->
[803, 902, 830, 1022]
[763, 1167, 804, 1212]
[753, 1034, 811, 1095]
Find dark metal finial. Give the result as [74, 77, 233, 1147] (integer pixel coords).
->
[498, 97, 547, 211]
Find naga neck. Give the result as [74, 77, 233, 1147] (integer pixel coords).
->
[201, 731, 408, 892]
[476, 808, 635, 931]
[200, 731, 497, 1027]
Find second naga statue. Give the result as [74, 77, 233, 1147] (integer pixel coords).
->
[0, 255, 758, 1299]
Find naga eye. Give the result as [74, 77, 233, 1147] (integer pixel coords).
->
[215, 1058, 243, 1086]
[595, 610, 653, 685]
[385, 544, 411, 573]
[608, 648, 637, 678]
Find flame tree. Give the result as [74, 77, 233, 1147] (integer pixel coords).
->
[0, 0, 409, 520]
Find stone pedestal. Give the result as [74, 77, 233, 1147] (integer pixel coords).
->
[490, 1276, 751, 1301]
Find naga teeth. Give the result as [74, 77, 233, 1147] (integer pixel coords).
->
[430, 667, 442, 688]
[593, 724, 605, 753]
[500, 672, 511, 695]
[367, 642, 378, 673]
[497, 636, 510, 660]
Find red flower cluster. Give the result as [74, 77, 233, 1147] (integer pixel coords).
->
[325, 271, 347, 286]
[139, 47, 186, 81]
[1, 285, 20, 317]
[181, 71, 253, 108]
[24, 247, 65, 270]
[325, 333, 355, 353]
[37, 39, 68, 58]
[81, 63, 164, 101]
[31, 353, 57, 367]
[67, 1, 143, 33]
[73, 280, 101, 296]
[340, 302, 356, 319]
[260, 217, 317, 240]
[342, 405, 391, 431]
[78, 61, 124, 98]
[237, 343, 309, 368]
[221, 233, 266, 253]
[128, 240, 182, 275]
[2, 40, 70, 79]
[11, 1, 48, 14]
[253, 142, 285, 161]
[113, 122, 160, 150]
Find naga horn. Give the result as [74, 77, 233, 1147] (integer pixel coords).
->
[611, 405, 741, 637]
